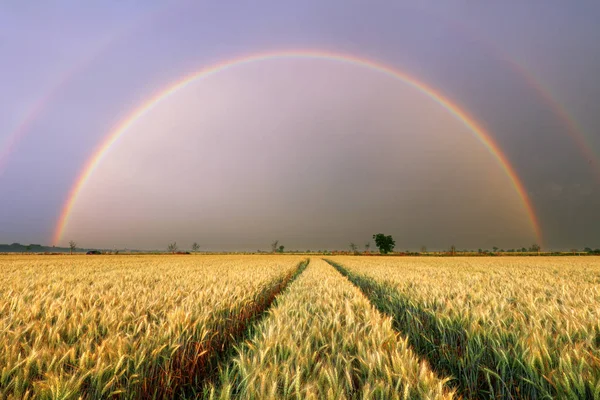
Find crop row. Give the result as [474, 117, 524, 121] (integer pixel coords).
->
[208, 258, 454, 399]
[327, 256, 600, 399]
[0, 255, 306, 399]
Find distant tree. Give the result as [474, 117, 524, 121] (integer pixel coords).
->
[168, 242, 178, 254]
[529, 244, 541, 254]
[349, 243, 358, 254]
[521, 247, 527, 252]
[278, 245, 285, 253]
[478, 248, 483, 254]
[420, 245, 427, 253]
[192, 242, 200, 253]
[450, 245, 456, 256]
[69, 241, 77, 255]
[372, 233, 395, 254]
[584, 247, 593, 253]
[364, 242, 371, 253]
[570, 248, 578, 255]
[492, 246, 499, 253]
[25, 245, 31, 254]
[271, 240, 279, 253]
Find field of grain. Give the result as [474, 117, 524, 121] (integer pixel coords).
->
[1, 255, 599, 399]
[0, 255, 305, 398]
[327, 256, 600, 399]
[208, 258, 453, 399]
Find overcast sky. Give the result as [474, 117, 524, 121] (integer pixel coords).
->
[1, 1, 599, 251]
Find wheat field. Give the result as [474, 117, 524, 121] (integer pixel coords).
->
[327, 256, 600, 399]
[208, 258, 453, 399]
[0, 255, 304, 398]
[1, 255, 599, 399]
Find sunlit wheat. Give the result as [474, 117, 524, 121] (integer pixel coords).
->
[328, 256, 600, 399]
[209, 258, 454, 399]
[0, 254, 304, 398]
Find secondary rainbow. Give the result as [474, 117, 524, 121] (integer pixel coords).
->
[4, 13, 597, 182]
[53, 50, 544, 245]
[421, 10, 600, 182]
[0, 2, 171, 177]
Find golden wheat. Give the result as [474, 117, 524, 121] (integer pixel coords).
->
[328, 256, 600, 398]
[0, 255, 304, 399]
[3, 254, 598, 399]
[209, 258, 454, 399]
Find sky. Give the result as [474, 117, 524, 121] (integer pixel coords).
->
[1, 1, 599, 251]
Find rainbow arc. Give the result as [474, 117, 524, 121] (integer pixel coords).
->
[53, 50, 544, 246]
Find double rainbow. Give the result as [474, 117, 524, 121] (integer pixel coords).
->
[53, 50, 543, 245]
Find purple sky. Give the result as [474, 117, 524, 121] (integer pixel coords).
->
[1, 1, 599, 251]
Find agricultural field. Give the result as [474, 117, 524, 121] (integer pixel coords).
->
[327, 256, 600, 399]
[0, 255, 305, 398]
[1, 255, 599, 399]
[207, 258, 453, 399]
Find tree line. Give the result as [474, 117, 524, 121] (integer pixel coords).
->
[60, 236, 600, 255]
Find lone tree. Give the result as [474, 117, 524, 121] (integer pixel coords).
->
[420, 245, 427, 253]
[372, 233, 395, 254]
[529, 243, 541, 255]
[69, 241, 77, 255]
[278, 245, 285, 253]
[271, 240, 279, 253]
[450, 245, 457, 256]
[349, 243, 358, 254]
[192, 242, 200, 253]
[168, 242, 178, 254]
[364, 242, 370, 253]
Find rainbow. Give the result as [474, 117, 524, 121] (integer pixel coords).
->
[470, 35, 600, 182]
[0, 37, 121, 176]
[0, 3, 171, 177]
[510, 64, 600, 181]
[415, 7, 600, 182]
[4, 12, 598, 184]
[53, 50, 544, 245]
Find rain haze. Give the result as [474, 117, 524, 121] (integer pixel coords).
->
[1, 1, 599, 251]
